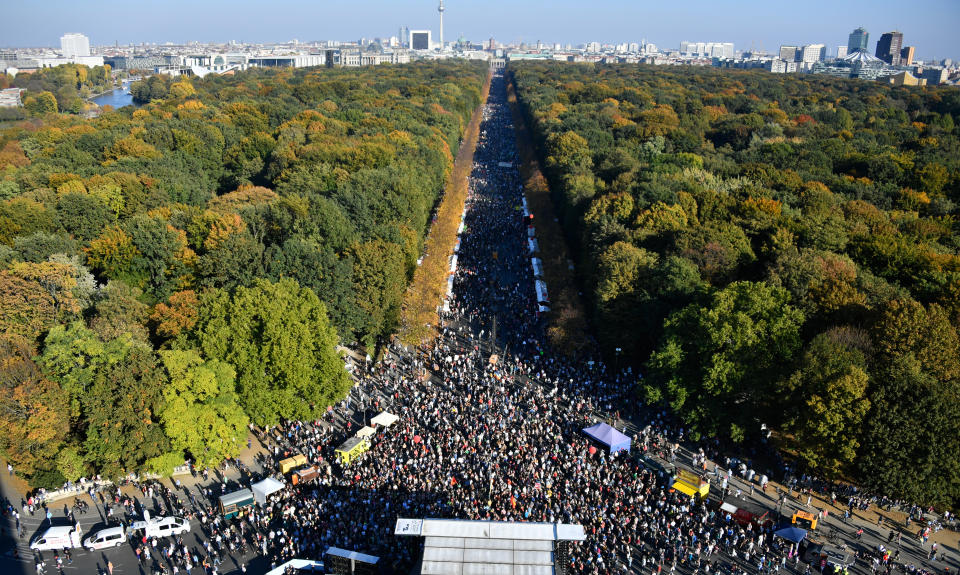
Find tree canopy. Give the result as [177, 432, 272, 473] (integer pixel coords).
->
[0, 61, 485, 487]
[512, 61, 960, 506]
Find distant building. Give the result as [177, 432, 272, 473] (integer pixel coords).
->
[399, 26, 409, 48]
[0, 87, 23, 107]
[836, 46, 848, 59]
[900, 46, 915, 66]
[767, 59, 798, 74]
[888, 71, 924, 86]
[779, 45, 800, 62]
[104, 55, 175, 70]
[488, 37, 496, 51]
[409, 30, 432, 50]
[875, 31, 903, 66]
[811, 50, 890, 80]
[848, 27, 869, 53]
[60, 33, 91, 58]
[681, 41, 734, 59]
[919, 67, 948, 85]
[799, 44, 826, 63]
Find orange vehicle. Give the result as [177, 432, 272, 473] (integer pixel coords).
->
[792, 510, 819, 530]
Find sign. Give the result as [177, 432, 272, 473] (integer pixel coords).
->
[394, 518, 423, 536]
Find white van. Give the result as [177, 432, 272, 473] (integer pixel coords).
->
[83, 526, 126, 550]
[30, 526, 82, 551]
[130, 516, 190, 538]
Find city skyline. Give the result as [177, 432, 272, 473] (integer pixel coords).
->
[5, 0, 960, 61]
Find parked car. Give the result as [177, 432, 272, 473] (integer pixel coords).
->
[84, 526, 126, 550]
[130, 515, 190, 538]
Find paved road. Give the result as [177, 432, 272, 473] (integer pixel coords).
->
[0, 460, 273, 575]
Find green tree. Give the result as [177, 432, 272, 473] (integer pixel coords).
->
[158, 350, 248, 469]
[857, 300, 960, 506]
[351, 240, 407, 348]
[645, 281, 804, 440]
[88, 281, 150, 342]
[192, 278, 350, 425]
[781, 328, 871, 476]
[39, 323, 170, 477]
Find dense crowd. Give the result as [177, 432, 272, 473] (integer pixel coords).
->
[24, 71, 945, 575]
[237, 71, 788, 575]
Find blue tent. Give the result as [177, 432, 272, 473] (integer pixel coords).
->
[582, 422, 631, 454]
[773, 526, 807, 544]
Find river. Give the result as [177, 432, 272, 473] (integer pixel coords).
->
[91, 85, 137, 109]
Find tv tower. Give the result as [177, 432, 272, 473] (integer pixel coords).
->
[438, 0, 444, 50]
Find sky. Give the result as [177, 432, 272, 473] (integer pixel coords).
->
[5, 0, 960, 61]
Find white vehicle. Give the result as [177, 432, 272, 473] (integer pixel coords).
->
[83, 526, 126, 550]
[130, 515, 190, 538]
[30, 526, 82, 551]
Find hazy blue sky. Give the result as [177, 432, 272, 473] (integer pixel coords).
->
[6, 0, 960, 61]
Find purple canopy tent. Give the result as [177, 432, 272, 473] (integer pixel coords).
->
[582, 422, 631, 454]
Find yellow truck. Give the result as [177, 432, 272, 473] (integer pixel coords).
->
[335, 437, 371, 465]
[672, 469, 710, 498]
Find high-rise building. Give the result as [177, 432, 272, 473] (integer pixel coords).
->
[837, 46, 848, 59]
[409, 30, 432, 50]
[799, 44, 827, 63]
[847, 27, 869, 53]
[876, 31, 904, 66]
[399, 26, 409, 48]
[488, 37, 496, 51]
[779, 45, 800, 62]
[60, 33, 91, 58]
[900, 46, 915, 66]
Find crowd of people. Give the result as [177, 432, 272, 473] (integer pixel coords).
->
[227, 71, 809, 574]
[15, 70, 951, 575]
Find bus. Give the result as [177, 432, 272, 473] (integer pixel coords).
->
[219, 488, 255, 519]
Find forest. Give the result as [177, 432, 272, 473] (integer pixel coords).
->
[0, 60, 486, 488]
[0, 63, 114, 118]
[511, 62, 960, 507]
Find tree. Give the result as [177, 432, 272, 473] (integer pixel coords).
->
[57, 192, 116, 242]
[0, 271, 57, 343]
[192, 278, 350, 425]
[39, 323, 170, 478]
[781, 328, 871, 476]
[196, 231, 264, 290]
[88, 281, 150, 342]
[158, 350, 248, 469]
[123, 214, 192, 300]
[645, 281, 804, 440]
[13, 232, 78, 263]
[24, 91, 58, 116]
[351, 240, 407, 348]
[150, 290, 199, 339]
[856, 299, 960, 506]
[8, 257, 95, 321]
[0, 335, 70, 481]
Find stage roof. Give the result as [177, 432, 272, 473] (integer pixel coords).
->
[395, 518, 585, 575]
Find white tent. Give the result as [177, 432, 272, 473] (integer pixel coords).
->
[251, 477, 285, 504]
[356, 426, 377, 438]
[531, 257, 544, 278]
[535, 280, 549, 304]
[371, 412, 399, 427]
[528, 238, 539, 254]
